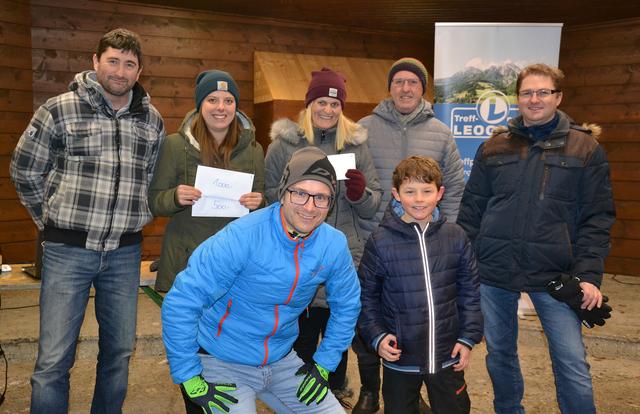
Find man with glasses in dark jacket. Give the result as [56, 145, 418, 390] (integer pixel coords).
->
[457, 63, 615, 414]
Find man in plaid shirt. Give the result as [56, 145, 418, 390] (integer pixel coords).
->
[10, 28, 164, 414]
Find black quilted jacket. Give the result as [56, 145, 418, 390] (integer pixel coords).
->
[357, 203, 483, 374]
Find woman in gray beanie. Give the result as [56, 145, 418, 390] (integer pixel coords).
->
[265, 67, 383, 406]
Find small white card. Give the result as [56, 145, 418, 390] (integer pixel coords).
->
[192, 166, 254, 217]
[327, 153, 356, 180]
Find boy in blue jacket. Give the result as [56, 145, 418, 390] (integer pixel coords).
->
[358, 156, 482, 414]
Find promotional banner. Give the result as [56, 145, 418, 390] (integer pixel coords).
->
[433, 23, 563, 179]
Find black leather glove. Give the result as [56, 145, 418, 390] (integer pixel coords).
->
[547, 273, 612, 328]
[582, 295, 612, 327]
[295, 361, 330, 405]
[181, 375, 238, 413]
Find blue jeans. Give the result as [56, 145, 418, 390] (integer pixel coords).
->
[199, 350, 345, 413]
[481, 284, 595, 414]
[30, 242, 141, 414]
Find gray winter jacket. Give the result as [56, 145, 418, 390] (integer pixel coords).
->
[358, 98, 465, 237]
[265, 118, 382, 307]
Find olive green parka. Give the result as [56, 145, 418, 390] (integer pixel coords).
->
[149, 110, 264, 291]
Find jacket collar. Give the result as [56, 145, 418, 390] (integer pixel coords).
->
[508, 110, 572, 148]
[269, 117, 368, 146]
[373, 97, 435, 125]
[272, 203, 319, 248]
[68, 70, 148, 116]
[379, 199, 445, 237]
[178, 109, 256, 155]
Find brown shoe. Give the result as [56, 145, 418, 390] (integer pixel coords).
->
[353, 389, 380, 414]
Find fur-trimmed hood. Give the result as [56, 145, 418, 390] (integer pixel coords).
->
[581, 123, 601, 139]
[269, 117, 368, 146]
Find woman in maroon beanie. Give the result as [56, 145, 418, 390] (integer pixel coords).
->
[264, 67, 383, 407]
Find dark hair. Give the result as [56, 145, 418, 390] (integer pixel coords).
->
[96, 28, 143, 67]
[392, 156, 443, 190]
[516, 63, 564, 92]
[191, 112, 239, 169]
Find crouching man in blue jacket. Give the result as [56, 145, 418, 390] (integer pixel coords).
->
[162, 146, 361, 414]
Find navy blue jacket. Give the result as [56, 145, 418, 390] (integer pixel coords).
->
[358, 203, 482, 374]
[457, 111, 616, 291]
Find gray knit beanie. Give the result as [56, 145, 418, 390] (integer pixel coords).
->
[387, 57, 428, 92]
[278, 147, 337, 202]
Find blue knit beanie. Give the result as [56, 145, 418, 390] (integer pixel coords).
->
[194, 70, 240, 111]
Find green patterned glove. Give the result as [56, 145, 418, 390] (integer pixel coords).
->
[181, 375, 238, 413]
[295, 361, 330, 405]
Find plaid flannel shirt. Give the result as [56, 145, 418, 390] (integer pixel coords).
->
[11, 70, 165, 251]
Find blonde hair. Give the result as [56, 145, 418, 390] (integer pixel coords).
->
[298, 107, 360, 151]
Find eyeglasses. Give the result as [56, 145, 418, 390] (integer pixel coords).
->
[518, 89, 561, 99]
[286, 189, 333, 209]
[391, 78, 420, 87]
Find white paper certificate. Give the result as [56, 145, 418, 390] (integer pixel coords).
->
[192, 165, 254, 217]
[327, 153, 356, 180]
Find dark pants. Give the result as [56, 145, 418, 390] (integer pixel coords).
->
[352, 330, 381, 392]
[382, 366, 470, 414]
[293, 307, 348, 390]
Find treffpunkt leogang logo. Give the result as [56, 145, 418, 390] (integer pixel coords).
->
[433, 63, 521, 180]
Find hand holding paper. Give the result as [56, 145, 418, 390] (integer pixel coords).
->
[192, 166, 255, 217]
[239, 192, 263, 210]
[176, 185, 202, 206]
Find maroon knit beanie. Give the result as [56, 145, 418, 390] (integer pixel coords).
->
[304, 67, 347, 108]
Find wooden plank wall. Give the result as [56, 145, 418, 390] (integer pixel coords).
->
[0, 0, 429, 262]
[561, 18, 640, 276]
[0, 1, 35, 262]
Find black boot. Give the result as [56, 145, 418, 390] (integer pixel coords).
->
[353, 389, 380, 414]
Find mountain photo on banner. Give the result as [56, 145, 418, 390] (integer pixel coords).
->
[434, 62, 520, 105]
[432, 23, 562, 180]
